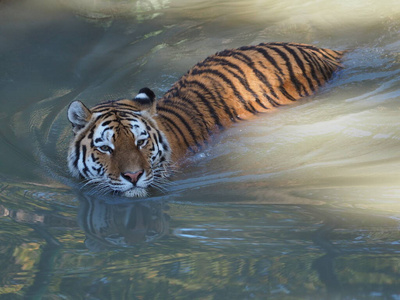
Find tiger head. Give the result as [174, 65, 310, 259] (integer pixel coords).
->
[67, 88, 171, 197]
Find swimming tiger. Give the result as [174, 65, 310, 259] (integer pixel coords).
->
[67, 42, 344, 197]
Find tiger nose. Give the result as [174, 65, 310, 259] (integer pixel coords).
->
[122, 170, 144, 184]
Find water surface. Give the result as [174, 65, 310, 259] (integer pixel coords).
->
[1, 0, 400, 298]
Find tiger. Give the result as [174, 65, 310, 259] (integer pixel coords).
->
[67, 42, 344, 197]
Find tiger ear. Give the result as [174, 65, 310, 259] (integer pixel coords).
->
[133, 87, 157, 115]
[67, 101, 92, 134]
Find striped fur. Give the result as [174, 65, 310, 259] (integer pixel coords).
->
[67, 42, 344, 197]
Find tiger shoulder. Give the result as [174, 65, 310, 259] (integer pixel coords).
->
[67, 42, 344, 197]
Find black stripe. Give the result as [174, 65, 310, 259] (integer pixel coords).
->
[162, 98, 206, 130]
[90, 107, 110, 114]
[307, 52, 329, 82]
[283, 44, 315, 93]
[101, 127, 113, 140]
[91, 153, 98, 162]
[93, 106, 139, 114]
[166, 85, 179, 98]
[204, 57, 268, 110]
[124, 118, 140, 124]
[234, 50, 296, 102]
[185, 79, 238, 122]
[191, 67, 257, 114]
[165, 80, 222, 128]
[312, 51, 332, 81]
[236, 50, 285, 101]
[157, 106, 200, 147]
[159, 113, 194, 152]
[203, 56, 247, 77]
[215, 49, 236, 57]
[150, 132, 158, 152]
[101, 120, 112, 126]
[73, 139, 81, 169]
[91, 102, 115, 110]
[155, 129, 169, 151]
[207, 78, 242, 120]
[298, 48, 323, 86]
[251, 46, 299, 103]
[317, 48, 338, 61]
[89, 127, 96, 148]
[113, 102, 141, 109]
[268, 45, 308, 97]
[93, 111, 114, 122]
[158, 121, 179, 150]
[319, 58, 334, 80]
[253, 46, 285, 78]
[288, 43, 320, 52]
[263, 92, 281, 107]
[161, 98, 209, 139]
[93, 101, 137, 110]
[81, 145, 90, 177]
[191, 89, 223, 129]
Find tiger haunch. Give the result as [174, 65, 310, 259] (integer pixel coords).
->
[67, 42, 344, 197]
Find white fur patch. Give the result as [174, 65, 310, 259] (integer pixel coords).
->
[93, 124, 115, 150]
[135, 93, 149, 100]
[123, 187, 148, 198]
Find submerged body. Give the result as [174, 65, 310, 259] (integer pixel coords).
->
[67, 42, 344, 197]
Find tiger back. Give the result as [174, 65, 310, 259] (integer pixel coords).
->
[67, 42, 344, 197]
[156, 42, 343, 159]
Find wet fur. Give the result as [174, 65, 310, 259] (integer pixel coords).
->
[67, 42, 344, 197]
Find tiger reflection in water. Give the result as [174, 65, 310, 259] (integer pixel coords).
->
[0, 197, 169, 250]
[78, 196, 170, 251]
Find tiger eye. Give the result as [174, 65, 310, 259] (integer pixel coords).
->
[99, 145, 112, 153]
[137, 140, 145, 147]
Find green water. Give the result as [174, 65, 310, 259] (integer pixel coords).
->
[1, 0, 400, 298]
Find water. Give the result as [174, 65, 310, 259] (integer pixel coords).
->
[1, 0, 400, 298]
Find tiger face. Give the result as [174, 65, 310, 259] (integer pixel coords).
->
[67, 88, 171, 197]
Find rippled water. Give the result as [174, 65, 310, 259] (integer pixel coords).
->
[1, 0, 400, 298]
